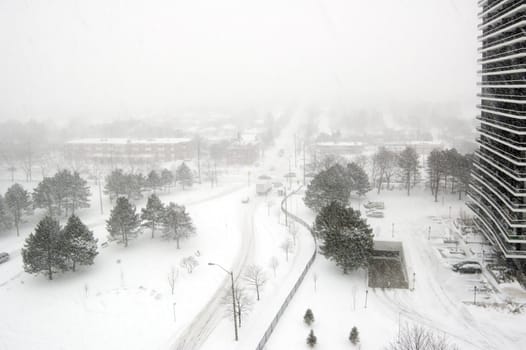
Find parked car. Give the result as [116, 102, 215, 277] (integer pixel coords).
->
[0, 252, 9, 264]
[364, 201, 385, 210]
[366, 211, 384, 218]
[241, 196, 250, 204]
[452, 261, 481, 273]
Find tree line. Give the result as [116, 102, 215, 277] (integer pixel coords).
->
[104, 162, 194, 202]
[106, 193, 196, 248]
[0, 170, 91, 236]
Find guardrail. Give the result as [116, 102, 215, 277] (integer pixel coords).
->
[255, 186, 318, 350]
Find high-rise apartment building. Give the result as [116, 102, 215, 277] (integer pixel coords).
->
[467, 0, 526, 260]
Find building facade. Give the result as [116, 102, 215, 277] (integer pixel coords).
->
[64, 138, 194, 165]
[467, 0, 526, 259]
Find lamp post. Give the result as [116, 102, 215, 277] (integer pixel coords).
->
[172, 302, 176, 322]
[428, 226, 431, 240]
[364, 290, 369, 308]
[474, 286, 477, 305]
[208, 262, 238, 341]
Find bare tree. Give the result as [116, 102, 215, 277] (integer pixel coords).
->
[243, 264, 267, 301]
[386, 324, 459, 350]
[373, 147, 397, 193]
[289, 222, 299, 246]
[180, 256, 199, 273]
[167, 266, 179, 295]
[222, 284, 253, 328]
[268, 256, 279, 277]
[280, 238, 293, 262]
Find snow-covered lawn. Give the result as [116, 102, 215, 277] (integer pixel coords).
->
[266, 188, 526, 350]
[0, 179, 251, 350]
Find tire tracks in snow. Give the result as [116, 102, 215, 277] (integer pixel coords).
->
[169, 197, 259, 350]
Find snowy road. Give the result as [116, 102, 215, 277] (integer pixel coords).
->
[170, 197, 259, 350]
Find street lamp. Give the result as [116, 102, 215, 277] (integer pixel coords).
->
[208, 262, 238, 341]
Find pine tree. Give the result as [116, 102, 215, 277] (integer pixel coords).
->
[349, 326, 359, 345]
[67, 172, 91, 214]
[306, 330, 317, 348]
[176, 162, 194, 190]
[304, 164, 350, 212]
[33, 177, 58, 217]
[147, 170, 161, 192]
[141, 193, 165, 238]
[22, 216, 68, 280]
[53, 170, 73, 216]
[315, 202, 373, 273]
[62, 215, 98, 271]
[5, 183, 32, 236]
[162, 202, 196, 248]
[346, 162, 371, 197]
[304, 308, 315, 326]
[106, 197, 140, 247]
[0, 194, 13, 231]
[160, 168, 174, 192]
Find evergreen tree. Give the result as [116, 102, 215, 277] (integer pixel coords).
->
[162, 202, 196, 248]
[349, 326, 359, 345]
[62, 215, 98, 271]
[146, 170, 161, 192]
[0, 194, 13, 231]
[53, 169, 73, 216]
[304, 308, 315, 326]
[315, 202, 373, 273]
[176, 162, 194, 190]
[5, 183, 32, 236]
[67, 172, 91, 214]
[22, 216, 67, 280]
[106, 197, 140, 247]
[104, 169, 127, 201]
[398, 147, 419, 196]
[33, 177, 57, 217]
[304, 164, 350, 212]
[160, 168, 174, 192]
[141, 193, 165, 238]
[346, 162, 371, 197]
[306, 330, 317, 348]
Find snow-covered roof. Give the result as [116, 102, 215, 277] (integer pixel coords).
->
[316, 141, 364, 147]
[66, 138, 192, 145]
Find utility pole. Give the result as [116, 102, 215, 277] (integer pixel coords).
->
[208, 263, 238, 341]
[303, 141, 306, 185]
[294, 134, 297, 168]
[197, 138, 201, 184]
[284, 188, 288, 227]
[364, 289, 368, 308]
[288, 157, 292, 189]
[412, 272, 416, 291]
[98, 172, 104, 215]
[428, 226, 431, 240]
[473, 285, 477, 305]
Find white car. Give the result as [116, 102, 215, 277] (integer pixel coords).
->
[241, 197, 250, 204]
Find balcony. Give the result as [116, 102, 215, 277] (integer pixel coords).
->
[477, 104, 526, 117]
[477, 115, 526, 134]
[472, 168, 526, 206]
[478, 126, 526, 149]
[467, 201, 526, 258]
[468, 188, 526, 228]
[479, 0, 524, 26]
[475, 151, 526, 178]
[478, 49, 526, 64]
[478, 15, 526, 41]
[477, 137, 526, 164]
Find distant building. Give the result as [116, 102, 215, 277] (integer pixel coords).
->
[64, 138, 193, 165]
[226, 139, 260, 165]
[381, 140, 444, 154]
[467, 1, 526, 260]
[315, 141, 365, 157]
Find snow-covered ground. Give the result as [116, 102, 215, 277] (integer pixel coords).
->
[0, 178, 253, 350]
[266, 189, 526, 350]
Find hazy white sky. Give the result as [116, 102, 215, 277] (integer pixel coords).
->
[0, 0, 478, 121]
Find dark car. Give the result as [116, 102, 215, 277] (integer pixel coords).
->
[452, 261, 481, 273]
[0, 252, 9, 264]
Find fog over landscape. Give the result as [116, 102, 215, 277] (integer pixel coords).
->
[0, 0, 477, 122]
